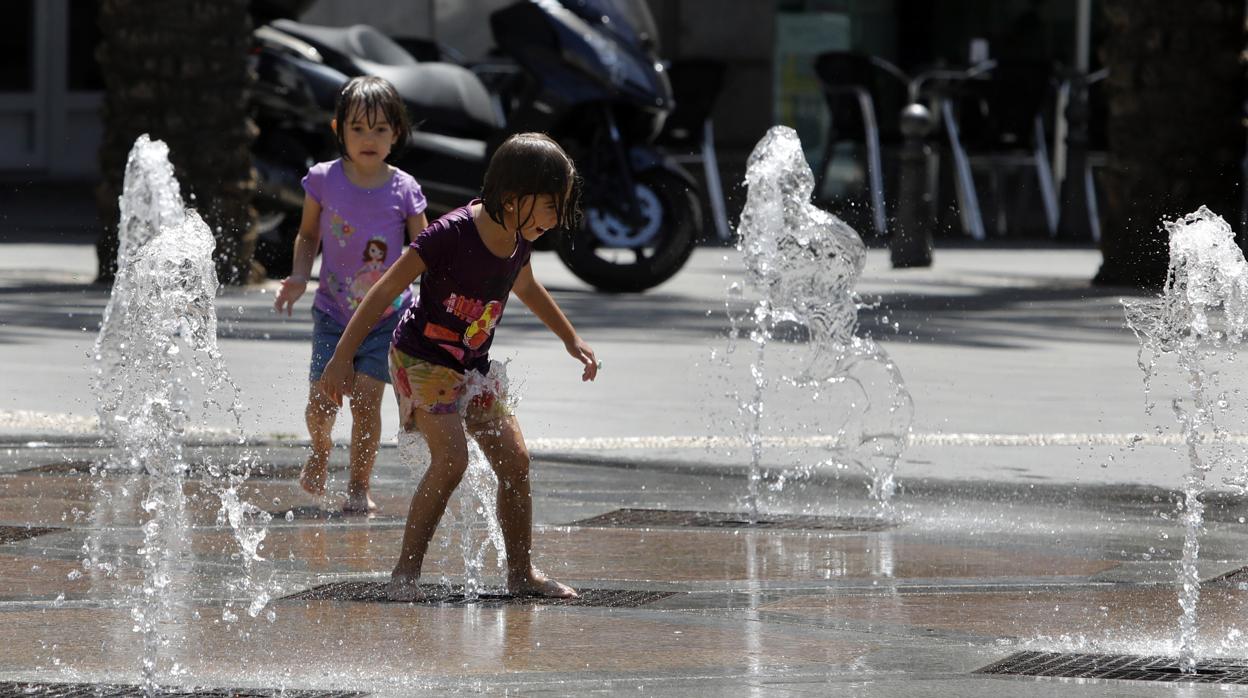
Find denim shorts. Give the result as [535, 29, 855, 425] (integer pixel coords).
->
[310, 306, 400, 384]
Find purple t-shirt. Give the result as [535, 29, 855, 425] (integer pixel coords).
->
[393, 201, 533, 373]
[301, 159, 427, 328]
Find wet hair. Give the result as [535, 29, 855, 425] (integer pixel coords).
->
[363, 237, 387, 262]
[481, 133, 581, 234]
[333, 77, 410, 161]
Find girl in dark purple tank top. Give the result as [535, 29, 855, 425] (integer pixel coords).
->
[319, 133, 598, 601]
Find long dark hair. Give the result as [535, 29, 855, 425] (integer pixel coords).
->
[481, 133, 581, 233]
[333, 76, 410, 161]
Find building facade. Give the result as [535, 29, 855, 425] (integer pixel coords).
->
[2, 0, 103, 177]
[3, 1, 1096, 183]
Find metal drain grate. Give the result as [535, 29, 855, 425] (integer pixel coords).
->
[18, 461, 322, 480]
[19, 460, 97, 475]
[1210, 566, 1248, 585]
[567, 508, 896, 532]
[267, 506, 396, 522]
[0, 525, 64, 544]
[282, 581, 678, 608]
[976, 651, 1248, 684]
[0, 682, 364, 697]
[246, 464, 347, 480]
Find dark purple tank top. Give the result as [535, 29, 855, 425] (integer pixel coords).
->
[392, 201, 532, 373]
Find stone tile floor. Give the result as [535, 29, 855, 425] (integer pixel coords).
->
[2, 443, 1248, 695]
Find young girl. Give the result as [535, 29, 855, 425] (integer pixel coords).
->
[273, 76, 429, 514]
[320, 132, 597, 600]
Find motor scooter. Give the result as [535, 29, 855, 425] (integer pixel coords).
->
[250, 0, 702, 292]
[248, 21, 343, 278]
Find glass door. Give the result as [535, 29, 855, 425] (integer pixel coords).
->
[0, 0, 48, 170]
[54, 0, 104, 175]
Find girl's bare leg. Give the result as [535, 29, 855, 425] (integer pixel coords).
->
[469, 415, 577, 598]
[300, 382, 338, 496]
[343, 373, 385, 513]
[387, 410, 469, 601]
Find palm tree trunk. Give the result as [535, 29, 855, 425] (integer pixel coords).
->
[96, 0, 257, 285]
[1095, 0, 1245, 289]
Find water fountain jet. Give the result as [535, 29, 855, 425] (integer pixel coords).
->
[730, 126, 914, 519]
[397, 360, 510, 599]
[1123, 205, 1248, 672]
[89, 134, 272, 692]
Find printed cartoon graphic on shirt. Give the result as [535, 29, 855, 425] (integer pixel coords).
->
[422, 292, 505, 361]
[347, 237, 400, 314]
[329, 210, 354, 247]
[463, 300, 502, 350]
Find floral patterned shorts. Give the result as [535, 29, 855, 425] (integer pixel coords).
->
[388, 346, 511, 428]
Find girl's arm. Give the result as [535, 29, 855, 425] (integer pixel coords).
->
[320, 248, 428, 403]
[512, 263, 598, 382]
[273, 194, 322, 315]
[406, 212, 429, 243]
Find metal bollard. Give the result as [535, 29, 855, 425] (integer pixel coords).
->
[891, 103, 936, 268]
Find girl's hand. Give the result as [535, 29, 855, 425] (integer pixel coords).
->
[566, 336, 598, 382]
[274, 276, 308, 316]
[318, 354, 354, 406]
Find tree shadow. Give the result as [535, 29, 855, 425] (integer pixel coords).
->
[0, 276, 1155, 351]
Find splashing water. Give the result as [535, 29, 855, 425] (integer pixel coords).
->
[731, 126, 914, 518]
[95, 135, 193, 437]
[1123, 206, 1248, 672]
[90, 135, 272, 691]
[397, 360, 511, 599]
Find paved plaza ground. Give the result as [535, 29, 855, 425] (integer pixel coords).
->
[4, 237, 1248, 695]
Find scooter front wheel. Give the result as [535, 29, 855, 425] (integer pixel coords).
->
[556, 168, 700, 293]
[252, 210, 300, 279]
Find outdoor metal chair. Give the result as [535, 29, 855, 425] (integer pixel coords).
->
[656, 59, 730, 242]
[1055, 67, 1109, 242]
[949, 60, 1061, 238]
[812, 51, 908, 240]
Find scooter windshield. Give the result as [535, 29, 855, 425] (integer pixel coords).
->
[559, 0, 659, 52]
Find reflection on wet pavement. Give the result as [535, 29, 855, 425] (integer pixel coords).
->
[2, 445, 1247, 696]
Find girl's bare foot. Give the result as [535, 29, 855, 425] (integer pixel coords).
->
[509, 567, 578, 598]
[385, 574, 424, 602]
[341, 491, 377, 515]
[298, 453, 329, 496]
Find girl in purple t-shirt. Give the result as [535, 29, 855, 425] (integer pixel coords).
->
[320, 133, 598, 601]
[273, 77, 428, 514]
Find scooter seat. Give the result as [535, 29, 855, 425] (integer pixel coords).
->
[272, 19, 501, 138]
[273, 20, 417, 68]
[368, 62, 502, 137]
[407, 130, 488, 162]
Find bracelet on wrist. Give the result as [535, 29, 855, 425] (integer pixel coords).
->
[286, 275, 308, 283]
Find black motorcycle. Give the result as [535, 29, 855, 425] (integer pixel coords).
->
[250, 0, 701, 292]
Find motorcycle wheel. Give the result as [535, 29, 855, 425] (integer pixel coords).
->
[556, 168, 699, 293]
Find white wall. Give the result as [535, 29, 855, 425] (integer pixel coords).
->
[299, 0, 435, 38]
[431, 0, 512, 61]
[300, 0, 515, 62]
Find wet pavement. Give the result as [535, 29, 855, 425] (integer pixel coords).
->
[1, 441, 1248, 696]
[7, 239, 1248, 694]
